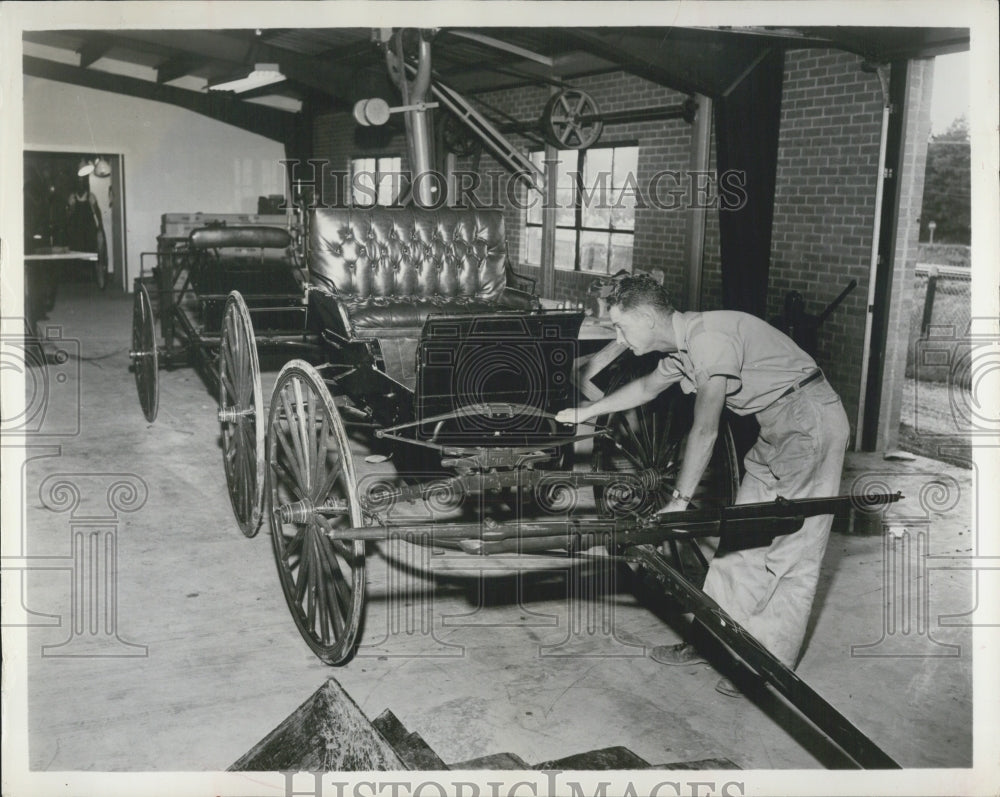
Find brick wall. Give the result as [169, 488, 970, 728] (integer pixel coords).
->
[763, 49, 886, 436]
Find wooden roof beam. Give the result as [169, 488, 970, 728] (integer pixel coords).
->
[77, 35, 113, 68]
[156, 56, 203, 84]
[24, 54, 298, 144]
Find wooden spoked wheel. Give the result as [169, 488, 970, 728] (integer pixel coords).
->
[218, 291, 265, 537]
[594, 357, 739, 582]
[130, 282, 159, 422]
[267, 360, 366, 665]
[541, 88, 604, 149]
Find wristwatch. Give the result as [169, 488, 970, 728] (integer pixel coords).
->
[671, 488, 692, 504]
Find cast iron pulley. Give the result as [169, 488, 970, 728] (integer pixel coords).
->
[441, 112, 481, 157]
[541, 88, 604, 149]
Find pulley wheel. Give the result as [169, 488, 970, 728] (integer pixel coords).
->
[541, 88, 604, 149]
[442, 113, 481, 157]
[353, 97, 392, 127]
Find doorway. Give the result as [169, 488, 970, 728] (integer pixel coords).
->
[23, 150, 126, 291]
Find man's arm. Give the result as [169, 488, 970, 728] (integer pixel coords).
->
[88, 193, 103, 228]
[657, 374, 728, 512]
[555, 366, 681, 425]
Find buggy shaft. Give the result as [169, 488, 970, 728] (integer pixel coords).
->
[326, 492, 902, 546]
[627, 544, 901, 769]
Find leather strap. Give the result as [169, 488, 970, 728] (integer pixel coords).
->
[776, 368, 823, 402]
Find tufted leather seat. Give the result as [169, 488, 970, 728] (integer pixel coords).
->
[309, 207, 536, 338]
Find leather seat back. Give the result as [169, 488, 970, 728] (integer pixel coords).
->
[309, 207, 507, 301]
[189, 226, 292, 250]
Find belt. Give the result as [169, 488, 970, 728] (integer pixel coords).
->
[776, 369, 823, 402]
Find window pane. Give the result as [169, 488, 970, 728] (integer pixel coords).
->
[609, 233, 634, 272]
[555, 151, 577, 189]
[527, 191, 543, 225]
[611, 190, 636, 231]
[556, 188, 576, 227]
[525, 227, 542, 265]
[554, 227, 577, 270]
[377, 157, 402, 205]
[352, 161, 376, 206]
[524, 146, 638, 274]
[582, 201, 611, 230]
[613, 147, 639, 187]
[579, 230, 609, 273]
[584, 148, 613, 185]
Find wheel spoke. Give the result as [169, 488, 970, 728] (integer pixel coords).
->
[285, 525, 306, 562]
[311, 524, 347, 640]
[272, 452, 307, 502]
[278, 387, 309, 492]
[637, 405, 655, 463]
[312, 413, 328, 500]
[295, 530, 311, 604]
[312, 449, 343, 505]
[219, 367, 239, 407]
[315, 514, 356, 607]
[293, 378, 312, 491]
[310, 533, 329, 642]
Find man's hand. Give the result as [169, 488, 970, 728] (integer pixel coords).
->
[555, 402, 594, 425]
[655, 499, 691, 552]
[655, 499, 690, 516]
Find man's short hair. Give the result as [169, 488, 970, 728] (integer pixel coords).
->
[605, 274, 675, 314]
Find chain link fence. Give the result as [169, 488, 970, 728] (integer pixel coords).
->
[904, 264, 972, 388]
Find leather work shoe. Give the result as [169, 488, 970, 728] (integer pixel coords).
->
[649, 642, 707, 666]
[715, 677, 742, 698]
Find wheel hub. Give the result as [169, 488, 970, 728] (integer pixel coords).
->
[277, 498, 316, 525]
[218, 406, 255, 424]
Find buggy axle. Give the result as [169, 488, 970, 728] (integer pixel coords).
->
[359, 467, 670, 513]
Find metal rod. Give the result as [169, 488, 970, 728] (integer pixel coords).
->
[684, 93, 712, 311]
[406, 62, 544, 189]
[855, 64, 892, 451]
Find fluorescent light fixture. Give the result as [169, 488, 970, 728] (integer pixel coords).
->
[208, 63, 285, 94]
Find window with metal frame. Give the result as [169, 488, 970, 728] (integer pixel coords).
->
[523, 145, 638, 274]
[349, 156, 403, 207]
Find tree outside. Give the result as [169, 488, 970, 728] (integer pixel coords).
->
[919, 115, 970, 244]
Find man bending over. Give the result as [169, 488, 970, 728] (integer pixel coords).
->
[555, 275, 850, 697]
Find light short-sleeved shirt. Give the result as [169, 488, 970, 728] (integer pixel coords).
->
[655, 310, 818, 415]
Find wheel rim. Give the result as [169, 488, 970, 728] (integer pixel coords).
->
[219, 291, 265, 537]
[267, 360, 365, 665]
[594, 358, 738, 517]
[542, 88, 604, 149]
[131, 283, 158, 422]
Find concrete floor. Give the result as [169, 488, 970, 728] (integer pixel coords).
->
[12, 276, 976, 773]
